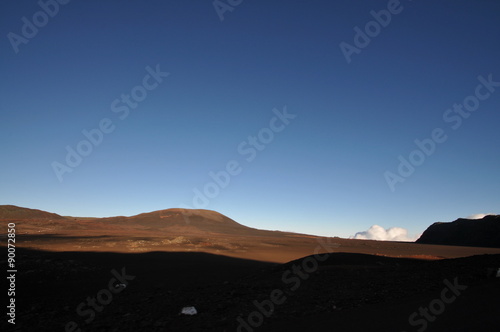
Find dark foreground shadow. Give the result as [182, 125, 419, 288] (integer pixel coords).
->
[3, 248, 500, 332]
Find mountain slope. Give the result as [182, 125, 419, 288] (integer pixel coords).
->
[97, 208, 273, 236]
[0, 205, 281, 237]
[416, 215, 500, 248]
[0, 205, 66, 220]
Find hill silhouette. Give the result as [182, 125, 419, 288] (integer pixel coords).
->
[416, 215, 500, 248]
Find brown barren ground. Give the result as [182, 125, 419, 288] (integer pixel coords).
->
[3, 208, 500, 263]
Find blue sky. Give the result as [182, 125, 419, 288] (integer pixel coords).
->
[1, 0, 499, 239]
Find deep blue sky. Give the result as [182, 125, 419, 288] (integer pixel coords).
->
[1, 0, 499, 239]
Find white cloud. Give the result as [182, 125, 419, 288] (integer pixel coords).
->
[352, 225, 419, 242]
[465, 213, 494, 219]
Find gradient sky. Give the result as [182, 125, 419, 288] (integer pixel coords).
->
[1, 0, 499, 239]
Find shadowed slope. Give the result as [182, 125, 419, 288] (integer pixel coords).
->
[417, 215, 500, 248]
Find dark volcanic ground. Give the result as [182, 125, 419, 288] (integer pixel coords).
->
[3, 248, 500, 332]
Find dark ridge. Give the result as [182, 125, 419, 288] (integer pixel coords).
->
[416, 215, 500, 248]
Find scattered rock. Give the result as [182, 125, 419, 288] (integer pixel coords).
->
[180, 306, 197, 315]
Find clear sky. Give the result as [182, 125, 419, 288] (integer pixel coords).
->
[1, 0, 499, 239]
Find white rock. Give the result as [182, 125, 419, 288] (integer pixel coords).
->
[180, 306, 197, 315]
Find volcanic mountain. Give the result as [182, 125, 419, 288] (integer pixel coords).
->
[0, 205, 270, 236]
[1, 205, 318, 262]
[97, 208, 266, 236]
[416, 215, 500, 248]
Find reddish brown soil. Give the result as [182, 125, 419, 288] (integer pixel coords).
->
[3, 211, 500, 263]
